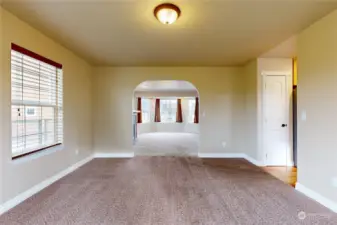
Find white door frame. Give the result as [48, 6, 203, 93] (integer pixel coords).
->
[261, 71, 293, 166]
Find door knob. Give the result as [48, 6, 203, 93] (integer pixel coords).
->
[281, 124, 288, 127]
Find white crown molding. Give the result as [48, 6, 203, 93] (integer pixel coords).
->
[296, 182, 337, 213]
[0, 154, 94, 215]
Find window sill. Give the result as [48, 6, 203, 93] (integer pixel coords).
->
[11, 144, 64, 164]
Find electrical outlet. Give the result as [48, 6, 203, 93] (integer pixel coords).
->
[222, 142, 226, 148]
[331, 177, 337, 187]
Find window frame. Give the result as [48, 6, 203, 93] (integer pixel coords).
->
[10, 43, 63, 160]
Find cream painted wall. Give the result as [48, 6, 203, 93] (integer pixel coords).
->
[134, 90, 198, 98]
[297, 9, 337, 204]
[242, 58, 293, 163]
[0, 6, 4, 205]
[243, 60, 258, 159]
[93, 67, 246, 155]
[0, 8, 93, 202]
[260, 35, 297, 58]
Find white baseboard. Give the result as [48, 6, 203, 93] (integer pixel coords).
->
[287, 162, 295, 167]
[94, 152, 135, 158]
[244, 155, 265, 166]
[296, 182, 337, 213]
[198, 153, 264, 167]
[0, 154, 94, 215]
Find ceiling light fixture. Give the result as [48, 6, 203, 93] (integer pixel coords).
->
[154, 3, 181, 25]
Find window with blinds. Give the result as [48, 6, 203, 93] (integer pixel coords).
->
[11, 44, 63, 159]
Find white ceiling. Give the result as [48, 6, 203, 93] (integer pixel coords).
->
[135, 80, 197, 92]
[2, 0, 337, 66]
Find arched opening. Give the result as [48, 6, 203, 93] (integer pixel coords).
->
[132, 80, 200, 156]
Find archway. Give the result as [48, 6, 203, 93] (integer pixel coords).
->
[132, 80, 200, 156]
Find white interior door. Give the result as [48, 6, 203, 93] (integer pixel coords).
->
[264, 75, 290, 166]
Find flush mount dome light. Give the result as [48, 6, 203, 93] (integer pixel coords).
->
[154, 3, 181, 25]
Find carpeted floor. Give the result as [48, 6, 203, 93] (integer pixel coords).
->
[0, 157, 336, 224]
[134, 132, 199, 156]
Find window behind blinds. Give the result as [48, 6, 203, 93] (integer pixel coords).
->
[11, 44, 63, 159]
[141, 98, 154, 123]
[160, 99, 177, 123]
[186, 98, 196, 123]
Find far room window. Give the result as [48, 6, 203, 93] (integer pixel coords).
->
[11, 44, 63, 159]
[186, 98, 196, 123]
[141, 98, 153, 123]
[160, 99, 177, 123]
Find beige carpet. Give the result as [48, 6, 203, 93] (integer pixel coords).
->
[134, 132, 199, 156]
[0, 157, 336, 225]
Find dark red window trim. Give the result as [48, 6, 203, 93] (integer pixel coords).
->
[11, 43, 63, 69]
[12, 143, 62, 160]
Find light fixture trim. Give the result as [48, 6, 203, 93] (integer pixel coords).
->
[154, 3, 181, 24]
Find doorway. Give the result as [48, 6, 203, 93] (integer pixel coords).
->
[262, 74, 293, 166]
[132, 80, 200, 156]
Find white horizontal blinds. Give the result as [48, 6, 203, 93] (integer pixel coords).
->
[11, 46, 63, 158]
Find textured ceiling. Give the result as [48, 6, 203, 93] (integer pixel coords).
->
[2, 0, 337, 66]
